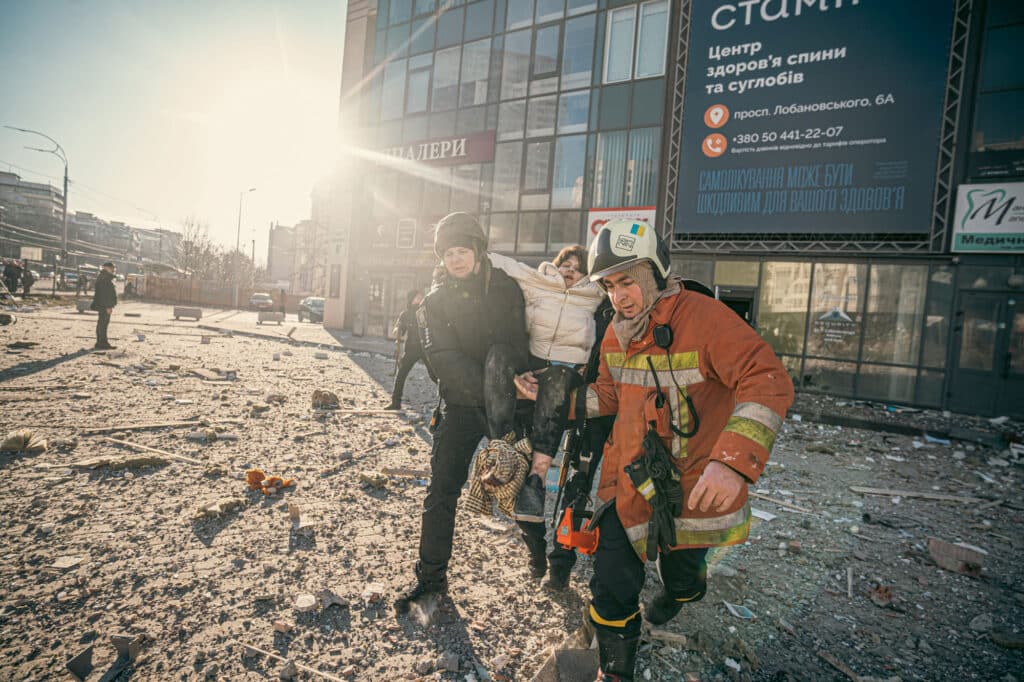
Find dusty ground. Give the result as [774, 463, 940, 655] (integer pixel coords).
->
[0, 301, 1022, 682]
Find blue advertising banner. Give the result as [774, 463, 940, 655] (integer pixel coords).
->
[674, 0, 955, 235]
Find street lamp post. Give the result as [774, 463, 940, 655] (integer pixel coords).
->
[233, 187, 256, 308]
[3, 126, 69, 286]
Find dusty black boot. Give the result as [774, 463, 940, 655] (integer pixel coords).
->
[394, 578, 446, 615]
[544, 564, 570, 591]
[595, 628, 639, 681]
[520, 522, 547, 579]
[513, 473, 545, 523]
[643, 583, 705, 625]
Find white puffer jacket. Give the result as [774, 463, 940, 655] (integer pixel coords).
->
[489, 252, 605, 365]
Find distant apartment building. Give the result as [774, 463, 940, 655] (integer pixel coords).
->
[267, 222, 296, 283]
[0, 171, 63, 237]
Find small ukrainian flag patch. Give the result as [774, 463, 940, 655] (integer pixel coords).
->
[630, 223, 645, 236]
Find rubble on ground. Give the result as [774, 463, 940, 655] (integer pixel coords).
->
[0, 303, 1021, 681]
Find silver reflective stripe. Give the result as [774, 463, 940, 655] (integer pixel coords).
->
[586, 386, 601, 418]
[733, 401, 783, 432]
[673, 505, 749, 532]
[608, 367, 705, 388]
[625, 522, 647, 545]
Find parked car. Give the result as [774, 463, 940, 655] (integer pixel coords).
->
[60, 272, 79, 291]
[298, 296, 325, 322]
[249, 292, 275, 311]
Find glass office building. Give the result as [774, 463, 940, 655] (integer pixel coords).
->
[333, 0, 1024, 416]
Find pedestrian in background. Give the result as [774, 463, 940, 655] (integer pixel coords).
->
[90, 262, 118, 350]
[386, 289, 431, 410]
[278, 288, 287, 319]
[21, 264, 35, 298]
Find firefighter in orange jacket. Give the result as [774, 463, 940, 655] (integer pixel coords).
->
[518, 220, 793, 680]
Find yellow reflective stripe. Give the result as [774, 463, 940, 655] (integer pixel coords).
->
[637, 479, 656, 500]
[589, 604, 641, 629]
[604, 351, 699, 371]
[674, 592, 702, 603]
[724, 416, 777, 451]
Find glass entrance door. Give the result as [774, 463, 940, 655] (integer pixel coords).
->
[949, 292, 1024, 417]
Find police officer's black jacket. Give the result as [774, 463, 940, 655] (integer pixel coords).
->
[418, 260, 528, 407]
[90, 270, 118, 311]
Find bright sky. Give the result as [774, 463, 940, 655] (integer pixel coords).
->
[0, 0, 347, 265]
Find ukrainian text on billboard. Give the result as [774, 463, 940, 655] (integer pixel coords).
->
[674, 0, 955, 235]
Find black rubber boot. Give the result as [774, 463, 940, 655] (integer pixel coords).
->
[595, 628, 639, 681]
[513, 473, 545, 523]
[520, 523, 548, 579]
[544, 564, 570, 591]
[642, 591, 684, 625]
[393, 578, 447, 615]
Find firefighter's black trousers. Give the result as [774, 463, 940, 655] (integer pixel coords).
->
[589, 504, 709, 637]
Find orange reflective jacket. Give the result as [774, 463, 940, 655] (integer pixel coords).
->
[587, 288, 794, 559]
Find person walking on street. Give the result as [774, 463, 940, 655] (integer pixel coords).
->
[386, 289, 430, 410]
[393, 212, 530, 615]
[517, 220, 793, 681]
[90, 262, 118, 350]
[21, 264, 35, 299]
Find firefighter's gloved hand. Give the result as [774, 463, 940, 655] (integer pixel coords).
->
[689, 461, 745, 513]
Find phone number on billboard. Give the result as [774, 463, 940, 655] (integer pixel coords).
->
[732, 127, 844, 144]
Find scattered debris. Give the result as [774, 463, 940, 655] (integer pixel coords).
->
[66, 645, 94, 680]
[969, 613, 993, 632]
[748, 492, 814, 514]
[928, 537, 986, 577]
[110, 632, 145, 661]
[104, 436, 204, 465]
[194, 497, 246, 521]
[312, 389, 340, 410]
[314, 351, 329, 360]
[868, 584, 894, 608]
[816, 650, 859, 682]
[246, 469, 296, 495]
[51, 555, 84, 570]
[723, 601, 756, 620]
[294, 593, 318, 613]
[850, 486, 983, 504]
[319, 588, 349, 610]
[358, 472, 388, 489]
[0, 428, 47, 453]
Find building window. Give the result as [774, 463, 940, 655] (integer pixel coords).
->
[460, 38, 491, 107]
[432, 46, 461, 111]
[381, 59, 408, 120]
[415, 0, 435, 16]
[507, 0, 535, 31]
[526, 95, 557, 137]
[757, 262, 811, 356]
[498, 99, 526, 141]
[969, 3, 1024, 179]
[636, 1, 669, 78]
[603, 1, 669, 84]
[422, 167, 453, 217]
[410, 17, 436, 54]
[548, 211, 582, 252]
[406, 54, 432, 114]
[807, 263, 866, 361]
[492, 142, 523, 211]
[567, 0, 596, 16]
[625, 127, 660, 206]
[501, 30, 532, 100]
[557, 90, 589, 134]
[604, 7, 635, 83]
[562, 14, 595, 91]
[552, 134, 586, 209]
[437, 6, 465, 48]
[524, 141, 552, 191]
[387, 23, 410, 57]
[451, 164, 482, 215]
[517, 212, 548, 253]
[489, 212, 517, 252]
[862, 264, 927, 366]
[533, 24, 561, 78]
[390, 0, 412, 25]
[593, 130, 627, 207]
[465, 0, 495, 41]
[536, 0, 564, 24]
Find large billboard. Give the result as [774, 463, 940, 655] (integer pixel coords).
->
[674, 0, 955, 236]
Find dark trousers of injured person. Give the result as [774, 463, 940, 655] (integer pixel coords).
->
[415, 344, 524, 587]
[589, 503, 708, 675]
[491, 359, 581, 577]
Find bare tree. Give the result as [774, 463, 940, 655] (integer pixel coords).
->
[177, 216, 218, 279]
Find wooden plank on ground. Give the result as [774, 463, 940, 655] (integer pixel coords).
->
[849, 486, 982, 504]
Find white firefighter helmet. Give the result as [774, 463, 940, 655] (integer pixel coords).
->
[587, 219, 670, 282]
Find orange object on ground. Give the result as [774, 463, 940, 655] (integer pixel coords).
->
[245, 468, 296, 494]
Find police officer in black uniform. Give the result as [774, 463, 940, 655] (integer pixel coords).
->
[394, 212, 530, 614]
